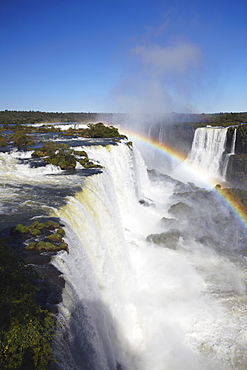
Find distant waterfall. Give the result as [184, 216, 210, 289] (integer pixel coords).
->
[186, 127, 228, 179]
[222, 128, 237, 178]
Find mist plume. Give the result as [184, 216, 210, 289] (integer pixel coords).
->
[113, 41, 203, 115]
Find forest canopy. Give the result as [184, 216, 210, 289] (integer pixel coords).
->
[1, 110, 247, 127]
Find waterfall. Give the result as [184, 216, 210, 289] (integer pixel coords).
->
[50, 142, 247, 370]
[158, 125, 164, 144]
[185, 127, 228, 179]
[222, 128, 237, 178]
[1, 125, 247, 369]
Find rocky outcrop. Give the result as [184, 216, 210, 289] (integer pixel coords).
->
[146, 229, 182, 250]
[168, 202, 193, 221]
[226, 125, 247, 188]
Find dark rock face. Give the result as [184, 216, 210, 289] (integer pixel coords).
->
[146, 229, 182, 250]
[168, 202, 193, 220]
[225, 124, 247, 188]
[159, 216, 180, 229]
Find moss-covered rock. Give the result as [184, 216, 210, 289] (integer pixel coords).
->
[32, 141, 57, 158]
[25, 242, 37, 250]
[12, 220, 68, 254]
[12, 223, 29, 234]
[29, 228, 41, 236]
[78, 158, 103, 169]
[45, 220, 59, 230]
[11, 130, 33, 147]
[56, 228, 65, 236]
[73, 150, 88, 157]
[0, 135, 8, 146]
[46, 232, 63, 243]
[45, 152, 76, 170]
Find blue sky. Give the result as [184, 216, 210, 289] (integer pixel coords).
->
[1, 0, 247, 113]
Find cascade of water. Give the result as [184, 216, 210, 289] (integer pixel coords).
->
[158, 125, 164, 144]
[185, 127, 228, 179]
[51, 142, 247, 370]
[222, 128, 237, 178]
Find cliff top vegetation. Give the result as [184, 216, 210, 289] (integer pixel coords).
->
[1, 110, 247, 127]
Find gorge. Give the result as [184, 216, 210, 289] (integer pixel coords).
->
[0, 118, 247, 369]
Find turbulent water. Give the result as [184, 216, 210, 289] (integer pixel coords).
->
[1, 130, 247, 369]
[185, 127, 228, 180]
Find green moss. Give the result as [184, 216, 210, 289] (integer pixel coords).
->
[29, 229, 41, 236]
[32, 142, 57, 158]
[45, 221, 59, 230]
[0, 135, 8, 146]
[11, 130, 31, 147]
[56, 228, 65, 236]
[35, 241, 67, 252]
[13, 222, 45, 236]
[0, 238, 54, 369]
[46, 233, 63, 243]
[45, 152, 76, 170]
[25, 242, 37, 250]
[12, 224, 29, 234]
[79, 158, 102, 169]
[73, 150, 88, 157]
[59, 243, 68, 252]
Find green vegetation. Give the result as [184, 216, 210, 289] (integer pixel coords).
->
[62, 122, 127, 139]
[224, 188, 247, 208]
[26, 241, 68, 253]
[235, 124, 247, 153]
[11, 130, 34, 147]
[0, 135, 8, 146]
[1, 110, 246, 128]
[0, 238, 54, 369]
[0, 110, 97, 126]
[226, 154, 247, 187]
[44, 145, 77, 170]
[86, 122, 124, 138]
[206, 112, 247, 127]
[32, 142, 103, 170]
[215, 185, 247, 210]
[12, 220, 69, 253]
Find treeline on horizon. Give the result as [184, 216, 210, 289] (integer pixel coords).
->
[1, 110, 247, 127]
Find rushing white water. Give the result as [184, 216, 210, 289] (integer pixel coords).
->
[222, 128, 237, 178]
[51, 142, 247, 370]
[185, 127, 228, 180]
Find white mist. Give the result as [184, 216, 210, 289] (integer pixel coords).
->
[52, 142, 247, 370]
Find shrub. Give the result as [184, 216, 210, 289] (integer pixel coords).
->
[0, 135, 8, 146]
[12, 130, 32, 147]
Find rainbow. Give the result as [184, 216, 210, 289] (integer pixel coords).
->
[122, 128, 247, 229]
